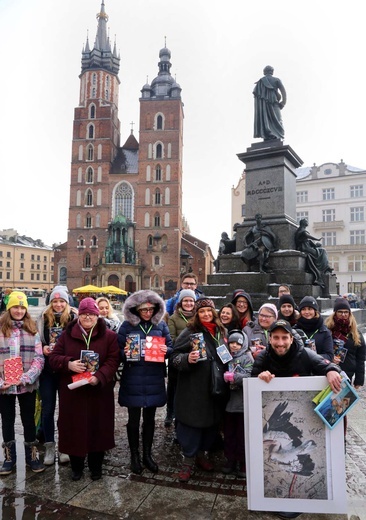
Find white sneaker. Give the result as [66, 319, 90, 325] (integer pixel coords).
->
[44, 442, 56, 466]
[58, 452, 70, 464]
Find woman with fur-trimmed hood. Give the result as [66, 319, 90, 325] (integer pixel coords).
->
[117, 290, 173, 475]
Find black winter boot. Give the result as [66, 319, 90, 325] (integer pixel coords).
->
[126, 424, 142, 475]
[0, 441, 16, 476]
[142, 421, 158, 473]
[24, 441, 45, 473]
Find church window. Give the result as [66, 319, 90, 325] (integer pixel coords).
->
[154, 275, 160, 288]
[155, 165, 162, 181]
[78, 145, 83, 160]
[88, 124, 94, 139]
[87, 144, 94, 161]
[161, 235, 168, 248]
[76, 213, 81, 227]
[157, 115, 163, 130]
[86, 167, 93, 183]
[166, 164, 171, 181]
[156, 143, 162, 159]
[164, 212, 170, 227]
[167, 143, 171, 158]
[148, 235, 153, 248]
[92, 73, 97, 86]
[91, 235, 97, 247]
[154, 213, 160, 227]
[105, 89, 110, 100]
[92, 87, 96, 98]
[144, 213, 150, 227]
[155, 189, 161, 205]
[78, 236, 85, 247]
[86, 214, 92, 228]
[146, 165, 151, 181]
[95, 213, 101, 227]
[90, 104, 96, 119]
[106, 75, 110, 87]
[84, 253, 91, 268]
[86, 189, 93, 206]
[114, 182, 133, 221]
[76, 190, 81, 206]
[154, 256, 160, 266]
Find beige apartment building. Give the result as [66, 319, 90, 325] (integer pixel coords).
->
[0, 230, 54, 291]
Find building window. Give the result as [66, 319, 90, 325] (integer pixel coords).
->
[91, 236, 97, 247]
[322, 232, 337, 246]
[350, 230, 365, 245]
[43, 256, 47, 262]
[31, 263, 34, 269]
[296, 211, 309, 224]
[154, 213, 160, 227]
[322, 188, 335, 200]
[86, 167, 93, 183]
[90, 104, 96, 119]
[350, 207, 364, 222]
[31, 254, 35, 260]
[296, 191, 308, 203]
[6, 252, 11, 258]
[114, 182, 133, 221]
[6, 272, 10, 280]
[322, 209, 335, 222]
[154, 275, 159, 288]
[154, 256, 160, 266]
[43, 274, 47, 281]
[148, 235, 153, 248]
[21, 253, 25, 260]
[20, 273, 24, 280]
[0, 272, 2, 279]
[155, 189, 161, 205]
[43, 265, 47, 270]
[155, 165, 162, 181]
[37, 255, 40, 261]
[86, 189, 93, 206]
[87, 144, 94, 161]
[156, 143, 162, 159]
[328, 255, 339, 272]
[84, 253, 91, 268]
[31, 273, 34, 280]
[92, 73, 97, 85]
[348, 255, 366, 272]
[37, 264, 40, 270]
[91, 87, 96, 98]
[157, 115, 163, 130]
[6, 262, 10, 268]
[350, 185, 363, 198]
[88, 124, 94, 139]
[36, 274, 40, 281]
[86, 214, 92, 228]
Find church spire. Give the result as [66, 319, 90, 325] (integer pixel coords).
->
[81, 1, 120, 75]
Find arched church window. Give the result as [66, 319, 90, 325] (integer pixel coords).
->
[87, 144, 94, 161]
[157, 115, 163, 130]
[88, 124, 94, 139]
[114, 182, 133, 221]
[84, 253, 91, 268]
[90, 104, 96, 119]
[155, 165, 161, 181]
[156, 143, 162, 159]
[86, 167, 93, 183]
[86, 189, 93, 206]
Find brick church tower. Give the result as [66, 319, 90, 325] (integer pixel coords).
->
[65, 1, 185, 295]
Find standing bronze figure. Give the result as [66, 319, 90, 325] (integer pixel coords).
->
[253, 66, 286, 141]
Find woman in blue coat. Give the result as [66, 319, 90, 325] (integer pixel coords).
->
[118, 290, 172, 475]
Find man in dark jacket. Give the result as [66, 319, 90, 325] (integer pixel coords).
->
[252, 319, 342, 391]
[251, 319, 342, 520]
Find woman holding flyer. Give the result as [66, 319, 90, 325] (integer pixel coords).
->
[171, 298, 227, 483]
[0, 291, 45, 475]
[49, 297, 119, 482]
[37, 287, 78, 466]
[325, 297, 365, 389]
[117, 290, 172, 475]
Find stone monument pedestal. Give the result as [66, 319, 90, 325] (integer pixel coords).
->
[206, 140, 338, 311]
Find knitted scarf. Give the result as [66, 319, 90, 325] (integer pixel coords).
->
[331, 316, 350, 343]
[297, 315, 323, 335]
[202, 321, 217, 336]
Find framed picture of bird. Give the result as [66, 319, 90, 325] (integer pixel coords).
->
[243, 376, 347, 515]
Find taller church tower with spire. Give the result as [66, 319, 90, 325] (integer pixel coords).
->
[65, 2, 186, 295]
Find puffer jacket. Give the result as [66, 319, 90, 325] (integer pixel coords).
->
[118, 290, 173, 408]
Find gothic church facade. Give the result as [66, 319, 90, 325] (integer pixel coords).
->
[57, 2, 213, 296]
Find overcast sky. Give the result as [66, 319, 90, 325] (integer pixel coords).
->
[1, 0, 365, 255]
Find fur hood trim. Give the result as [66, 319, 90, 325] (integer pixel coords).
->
[123, 290, 166, 326]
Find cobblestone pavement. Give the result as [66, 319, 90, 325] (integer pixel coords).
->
[0, 305, 364, 519]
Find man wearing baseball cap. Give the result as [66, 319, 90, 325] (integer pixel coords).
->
[252, 319, 342, 392]
[251, 319, 342, 519]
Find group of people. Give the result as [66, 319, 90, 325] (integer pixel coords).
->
[0, 279, 364, 506]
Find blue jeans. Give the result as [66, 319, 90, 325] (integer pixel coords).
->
[39, 370, 59, 442]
